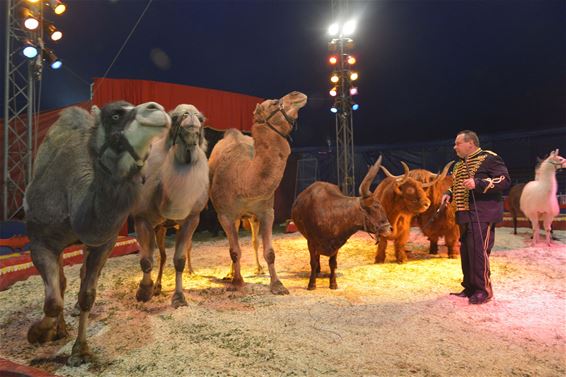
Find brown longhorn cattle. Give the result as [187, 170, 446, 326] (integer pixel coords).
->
[408, 166, 460, 258]
[292, 156, 392, 290]
[373, 162, 451, 264]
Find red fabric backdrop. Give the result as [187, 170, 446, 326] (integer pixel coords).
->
[91, 78, 263, 131]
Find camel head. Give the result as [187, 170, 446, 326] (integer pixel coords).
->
[93, 101, 171, 179]
[253, 91, 308, 140]
[167, 104, 207, 164]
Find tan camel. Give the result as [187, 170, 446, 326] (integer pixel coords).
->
[209, 91, 307, 294]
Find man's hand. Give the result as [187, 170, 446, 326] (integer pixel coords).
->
[463, 178, 476, 190]
[441, 194, 451, 206]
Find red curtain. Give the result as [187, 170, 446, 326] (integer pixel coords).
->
[91, 78, 263, 131]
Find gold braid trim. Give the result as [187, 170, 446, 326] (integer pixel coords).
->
[452, 152, 488, 211]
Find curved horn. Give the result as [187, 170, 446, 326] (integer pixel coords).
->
[359, 155, 382, 198]
[380, 161, 410, 184]
[422, 160, 454, 188]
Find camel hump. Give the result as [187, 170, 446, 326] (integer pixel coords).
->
[53, 106, 93, 132]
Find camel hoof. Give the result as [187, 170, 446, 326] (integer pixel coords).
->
[27, 317, 68, 344]
[270, 280, 289, 295]
[171, 292, 188, 308]
[67, 341, 93, 366]
[136, 280, 154, 302]
[255, 266, 265, 275]
[222, 273, 234, 281]
[153, 283, 162, 296]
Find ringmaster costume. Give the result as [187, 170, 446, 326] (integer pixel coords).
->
[443, 131, 511, 305]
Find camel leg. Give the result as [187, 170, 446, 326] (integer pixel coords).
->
[171, 214, 200, 308]
[134, 217, 157, 302]
[375, 237, 387, 263]
[258, 209, 289, 295]
[223, 218, 240, 280]
[307, 240, 318, 290]
[395, 227, 410, 264]
[218, 214, 244, 289]
[154, 225, 167, 296]
[28, 242, 69, 344]
[328, 253, 338, 290]
[250, 217, 265, 275]
[68, 239, 114, 366]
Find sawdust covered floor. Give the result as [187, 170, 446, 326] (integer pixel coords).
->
[0, 227, 565, 377]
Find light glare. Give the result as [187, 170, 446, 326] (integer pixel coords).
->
[328, 23, 339, 36]
[330, 74, 339, 83]
[350, 72, 358, 81]
[23, 46, 38, 58]
[342, 20, 357, 36]
[24, 18, 39, 30]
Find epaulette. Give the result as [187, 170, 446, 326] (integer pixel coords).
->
[483, 150, 498, 156]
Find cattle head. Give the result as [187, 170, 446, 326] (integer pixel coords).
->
[407, 161, 454, 206]
[167, 104, 207, 164]
[381, 161, 432, 214]
[253, 91, 308, 140]
[358, 156, 392, 237]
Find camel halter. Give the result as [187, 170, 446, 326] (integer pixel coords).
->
[261, 101, 297, 142]
[171, 111, 200, 146]
[97, 130, 146, 176]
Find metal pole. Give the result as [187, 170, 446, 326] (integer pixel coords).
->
[3, 0, 12, 220]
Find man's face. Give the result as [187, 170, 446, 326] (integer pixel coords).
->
[454, 134, 476, 159]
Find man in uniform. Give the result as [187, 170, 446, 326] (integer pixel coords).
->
[442, 130, 511, 305]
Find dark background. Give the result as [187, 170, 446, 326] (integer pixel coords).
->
[2, 0, 565, 148]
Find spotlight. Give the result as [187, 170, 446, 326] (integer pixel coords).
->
[347, 56, 356, 65]
[349, 87, 358, 96]
[44, 48, 62, 69]
[45, 23, 63, 41]
[330, 106, 338, 114]
[349, 71, 358, 81]
[328, 23, 339, 36]
[23, 42, 39, 58]
[21, 8, 39, 30]
[330, 73, 339, 83]
[329, 87, 337, 97]
[50, 0, 66, 15]
[342, 20, 357, 36]
[329, 56, 337, 65]
[352, 103, 359, 111]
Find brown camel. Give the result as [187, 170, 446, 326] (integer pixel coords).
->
[209, 91, 308, 294]
[24, 101, 170, 365]
[131, 104, 209, 308]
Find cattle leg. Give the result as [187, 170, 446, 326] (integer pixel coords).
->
[429, 237, 439, 255]
[68, 239, 114, 366]
[394, 227, 410, 263]
[28, 242, 68, 344]
[171, 214, 200, 308]
[249, 217, 265, 274]
[328, 254, 338, 290]
[218, 214, 245, 290]
[154, 225, 167, 296]
[134, 217, 157, 302]
[307, 241, 318, 290]
[258, 209, 289, 295]
[375, 237, 387, 263]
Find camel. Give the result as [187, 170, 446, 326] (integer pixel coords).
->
[131, 104, 209, 308]
[24, 101, 170, 365]
[209, 91, 308, 294]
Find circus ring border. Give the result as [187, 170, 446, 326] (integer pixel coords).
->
[0, 236, 139, 291]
